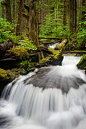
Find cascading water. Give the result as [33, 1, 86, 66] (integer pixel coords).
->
[0, 55, 86, 129]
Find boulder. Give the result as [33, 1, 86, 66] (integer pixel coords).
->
[35, 48, 64, 68]
[77, 55, 86, 70]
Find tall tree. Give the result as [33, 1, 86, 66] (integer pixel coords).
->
[69, 0, 74, 33]
[79, 0, 82, 21]
[74, 0, 77, 31]
[23, 0, 39, 47]
[5, 0, 12, 23]
[63, 0, 67, 26]
[13, 0, 16, 23]
[16, 0, 25, 36]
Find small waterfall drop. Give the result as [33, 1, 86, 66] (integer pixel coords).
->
[0, 55, 86, 129]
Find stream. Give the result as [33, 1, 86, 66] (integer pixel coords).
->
[0, 54, 86, 129]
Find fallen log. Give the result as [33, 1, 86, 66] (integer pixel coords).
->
[55, 39, 67, 51]
[0, 42, 13, 52]
[38, 37, 64, 39]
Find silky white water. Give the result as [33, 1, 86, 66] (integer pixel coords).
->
[0, 55, 86, 129]
[49, 42, 59, 49]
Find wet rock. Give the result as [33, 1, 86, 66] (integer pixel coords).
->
[77, 54, 86, 71]
[35, 48, 63, 68]
[24, 65, 86, 94]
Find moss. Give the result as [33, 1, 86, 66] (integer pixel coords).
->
[0, 68, 9, 80]
[56, 43, 65, 50]
[39, 56, 51, 64]
[77, 54, 86, 69]
[48, 47, 60, 59]
[8, 47, 29, 60]
[37, 48, 63, 66]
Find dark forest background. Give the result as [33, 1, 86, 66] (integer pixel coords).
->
[0, 0, 86, 49]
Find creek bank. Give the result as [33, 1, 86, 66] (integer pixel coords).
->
[0, 44, 63, 95]
[77, 54, 86, 74]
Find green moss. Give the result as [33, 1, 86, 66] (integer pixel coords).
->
[56, 43, 65, 50]
[77, 54, 86, 69]
[0, 68, 9, 79]
[8, 47, 29, 60]
[78, 55, 86, 64]
[39, 56, 51, 64]
[48, 47, 60, 59]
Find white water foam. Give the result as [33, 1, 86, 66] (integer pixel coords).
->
[0, 55, 86, 129]
[49, 42, 59, 49]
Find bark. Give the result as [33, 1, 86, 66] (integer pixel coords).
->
[77, 0, 79, 10]
[24, 0, 39, 47]
[69, 0, 74, 33]
[5, 0, 12, 23]
[79, 0, 82, 21]
[13, 0, 16, 22]
[63, 0, 67, 26]
[74, 0, 77, 31]
[16, 0, 25, 36]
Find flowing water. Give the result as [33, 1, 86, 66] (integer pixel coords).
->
[49, 42, 59, 49]
[0, 55, 86, 129]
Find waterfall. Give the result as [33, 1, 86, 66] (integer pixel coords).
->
[0, 55, 86, 129]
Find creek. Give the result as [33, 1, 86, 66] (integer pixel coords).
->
[0, 54, 86, 129]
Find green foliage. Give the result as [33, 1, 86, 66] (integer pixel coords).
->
[0, 17, 14, 43]
[76, 22, 86, 48]
[10, 34, 21, 44]
[39, 13, 69, 38]
[8, 47, 29, 60]
[0, 68, 9, 79]
[39, 0, 69, 39]
[18, 39, 37, 50]
[20, 60, 33, 70]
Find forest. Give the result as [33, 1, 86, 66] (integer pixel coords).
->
[0, 0, 86, 93]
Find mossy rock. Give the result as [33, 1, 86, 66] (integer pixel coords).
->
[36, 48, 63, 67]
[8, 47, 29, 60]
[0, 68, 10, 81]
[77, 55, 86, 69]
[48, 47, 64, 59]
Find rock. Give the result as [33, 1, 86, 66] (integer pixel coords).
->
[77, 54, 86, 70]
[0, 68, 10, 95]
[35, 48, 64, 68]
[24, 65, 86, 93]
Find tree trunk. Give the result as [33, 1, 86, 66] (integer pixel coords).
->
[16, 0, 25, 36]
[69, 0, 74, 33]
[29, 0, 39, 47]
[74, 0, 77, 31]
[5, 0, 12, 23]
[23, 0, 39, 47]
[63, 0, 67, 26]
[79, 0, 82, 21]
[77, 0, 79, 10]
[13, 0, 16, 23]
